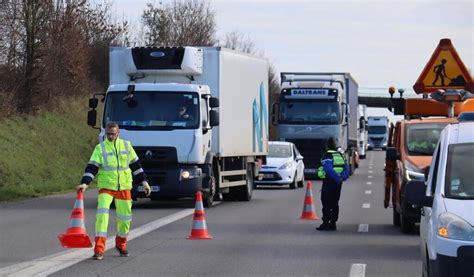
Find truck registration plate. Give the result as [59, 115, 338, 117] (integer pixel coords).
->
[137, 185, 160, 192]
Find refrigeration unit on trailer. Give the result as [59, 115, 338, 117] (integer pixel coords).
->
[87, 46, 269, 207]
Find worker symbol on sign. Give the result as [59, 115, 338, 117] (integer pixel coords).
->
[432, 59, 448, 86]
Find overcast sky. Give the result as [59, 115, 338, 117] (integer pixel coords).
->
[112, 0, 472, 91]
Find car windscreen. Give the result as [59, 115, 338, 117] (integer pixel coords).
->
[445, 143, 474, 199]
[405, 123, 447, 156]
[104, 91, 199, 130]
[268, 144, 292, 158]
[279, 101, 340, 124]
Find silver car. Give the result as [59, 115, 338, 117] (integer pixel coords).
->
[256, 141, 305, 189]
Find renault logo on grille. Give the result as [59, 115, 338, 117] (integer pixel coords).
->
[145, 150, 153, 158]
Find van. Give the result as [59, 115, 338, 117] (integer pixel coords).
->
[406, 122, 474, 277]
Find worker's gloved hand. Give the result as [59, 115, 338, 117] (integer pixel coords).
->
[76, 184, 88, 192]
[142, 181, 151, 197]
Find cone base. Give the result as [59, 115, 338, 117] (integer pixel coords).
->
[58, 233, 93, 248]
[300, 214, 319, 220]
[188, 235, 213, 240]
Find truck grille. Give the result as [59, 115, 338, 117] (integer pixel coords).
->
[286, 139, 326, 169]
[134, 146, 178, 165]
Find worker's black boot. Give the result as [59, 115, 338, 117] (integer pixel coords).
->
[329, 221, 337, 231]
[316, 222, 331, 231]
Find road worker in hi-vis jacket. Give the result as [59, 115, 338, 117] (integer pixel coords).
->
[316, 138, 349, 231]
[76, 122, 151, 260]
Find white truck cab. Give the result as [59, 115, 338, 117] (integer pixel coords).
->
[406, 122, 474, 277]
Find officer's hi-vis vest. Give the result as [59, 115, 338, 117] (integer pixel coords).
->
[90, 138, 137, 191]
[317, 150, 346, 179]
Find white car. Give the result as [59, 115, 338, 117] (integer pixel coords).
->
[406, 122, 474, 277]
[255, 141, 305, 189]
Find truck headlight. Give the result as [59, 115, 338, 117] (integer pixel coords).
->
[279, 161, 294, 170]
[438, 213, 474, 241]
[180, 168, 202, 180]
[404, 161, 425, 181]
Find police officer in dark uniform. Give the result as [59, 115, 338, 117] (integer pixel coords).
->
[316, 138, 349, 231]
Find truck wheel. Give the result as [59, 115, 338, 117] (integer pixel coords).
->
[393, 208, 401, 226]
[203, 176, 216, 208]
[400, 214, 415, 234]
[234, 165, 254, 201]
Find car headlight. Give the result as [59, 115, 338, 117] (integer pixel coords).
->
[404, 160, 425, 181]
[438, 213, 474, 241]
[180, 168, 202, 181]
[279, 161, 294, 170]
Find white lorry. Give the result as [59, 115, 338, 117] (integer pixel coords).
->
[87, 47, 269, 206]
[357, 104, 368, 159]
[273, 72, 359, 177]
[367, 116, 389, 150]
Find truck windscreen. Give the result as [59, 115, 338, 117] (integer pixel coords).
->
[104, 91, 199, 130]
[368, 126, 387, 134]
[279, 101, 340, 124]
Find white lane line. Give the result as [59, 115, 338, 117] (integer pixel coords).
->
[366, 182, 372, 185]
[368, 176, 373, 179]
[368, 166, 373, 170]
[349, 263, 367, 277]
[368, 170, 373, 174]
[365, 190, 372, 195]
[358, 224, 369, 232]
[362, 203, 371, 208]
[0, 208, 195, 276]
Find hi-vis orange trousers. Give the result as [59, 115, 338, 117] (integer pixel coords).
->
[94, 189, 132, 255]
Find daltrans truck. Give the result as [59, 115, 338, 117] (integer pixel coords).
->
[272, 72, 359, 178]
[87, 47, 269, 207]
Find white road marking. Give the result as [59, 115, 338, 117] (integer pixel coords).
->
[368, 170, 373, 174]
[368, 176, 373, 179]
[366, 182, 372, 185]
[362, 203, 371, 208]
[0, 208, 196, 276]
[368, 166, 373, 170]
[349, 263, 366, 277]
[365, 190, 372, 195]
[358, 224, 369, 232]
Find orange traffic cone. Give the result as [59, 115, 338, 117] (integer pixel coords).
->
[188, 191, 213, 240]
[300, 181, 319, 220]
[58, 191, 92, 248]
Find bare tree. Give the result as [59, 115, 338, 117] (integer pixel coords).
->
[221, 30, 280, 140]
[142, 0, 216, 47]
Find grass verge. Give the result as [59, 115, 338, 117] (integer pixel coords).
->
[0, 98, 98, 201]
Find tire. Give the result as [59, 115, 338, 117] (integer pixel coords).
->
[203, 176, 216, 208]
[297, 176, 305, 188]
[233, 164, 254, 201]
[289, 177, 296, 189]
[400, 213, 415, 234]
[393, 208, 401, 226]
[422, 248, 430, 277]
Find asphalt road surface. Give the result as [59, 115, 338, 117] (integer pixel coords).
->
[0, 151, 422, 276]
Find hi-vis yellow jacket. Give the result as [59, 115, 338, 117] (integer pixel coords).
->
[82, 138, 144, 191]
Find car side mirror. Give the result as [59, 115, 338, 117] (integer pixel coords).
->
[386, 147, 400, 161]
[296, 155, 304, 161]
[405, 180, 433, 207]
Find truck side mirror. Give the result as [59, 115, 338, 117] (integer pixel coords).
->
[271, 102, 279, 126]
[209, 110, 219, 127]
[87, 110, 97, 127]
[405, 180, 433, 207]
[89, 98, 98, 109]
[386, 147, 400, 161]
[209, 97, 219, 108]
